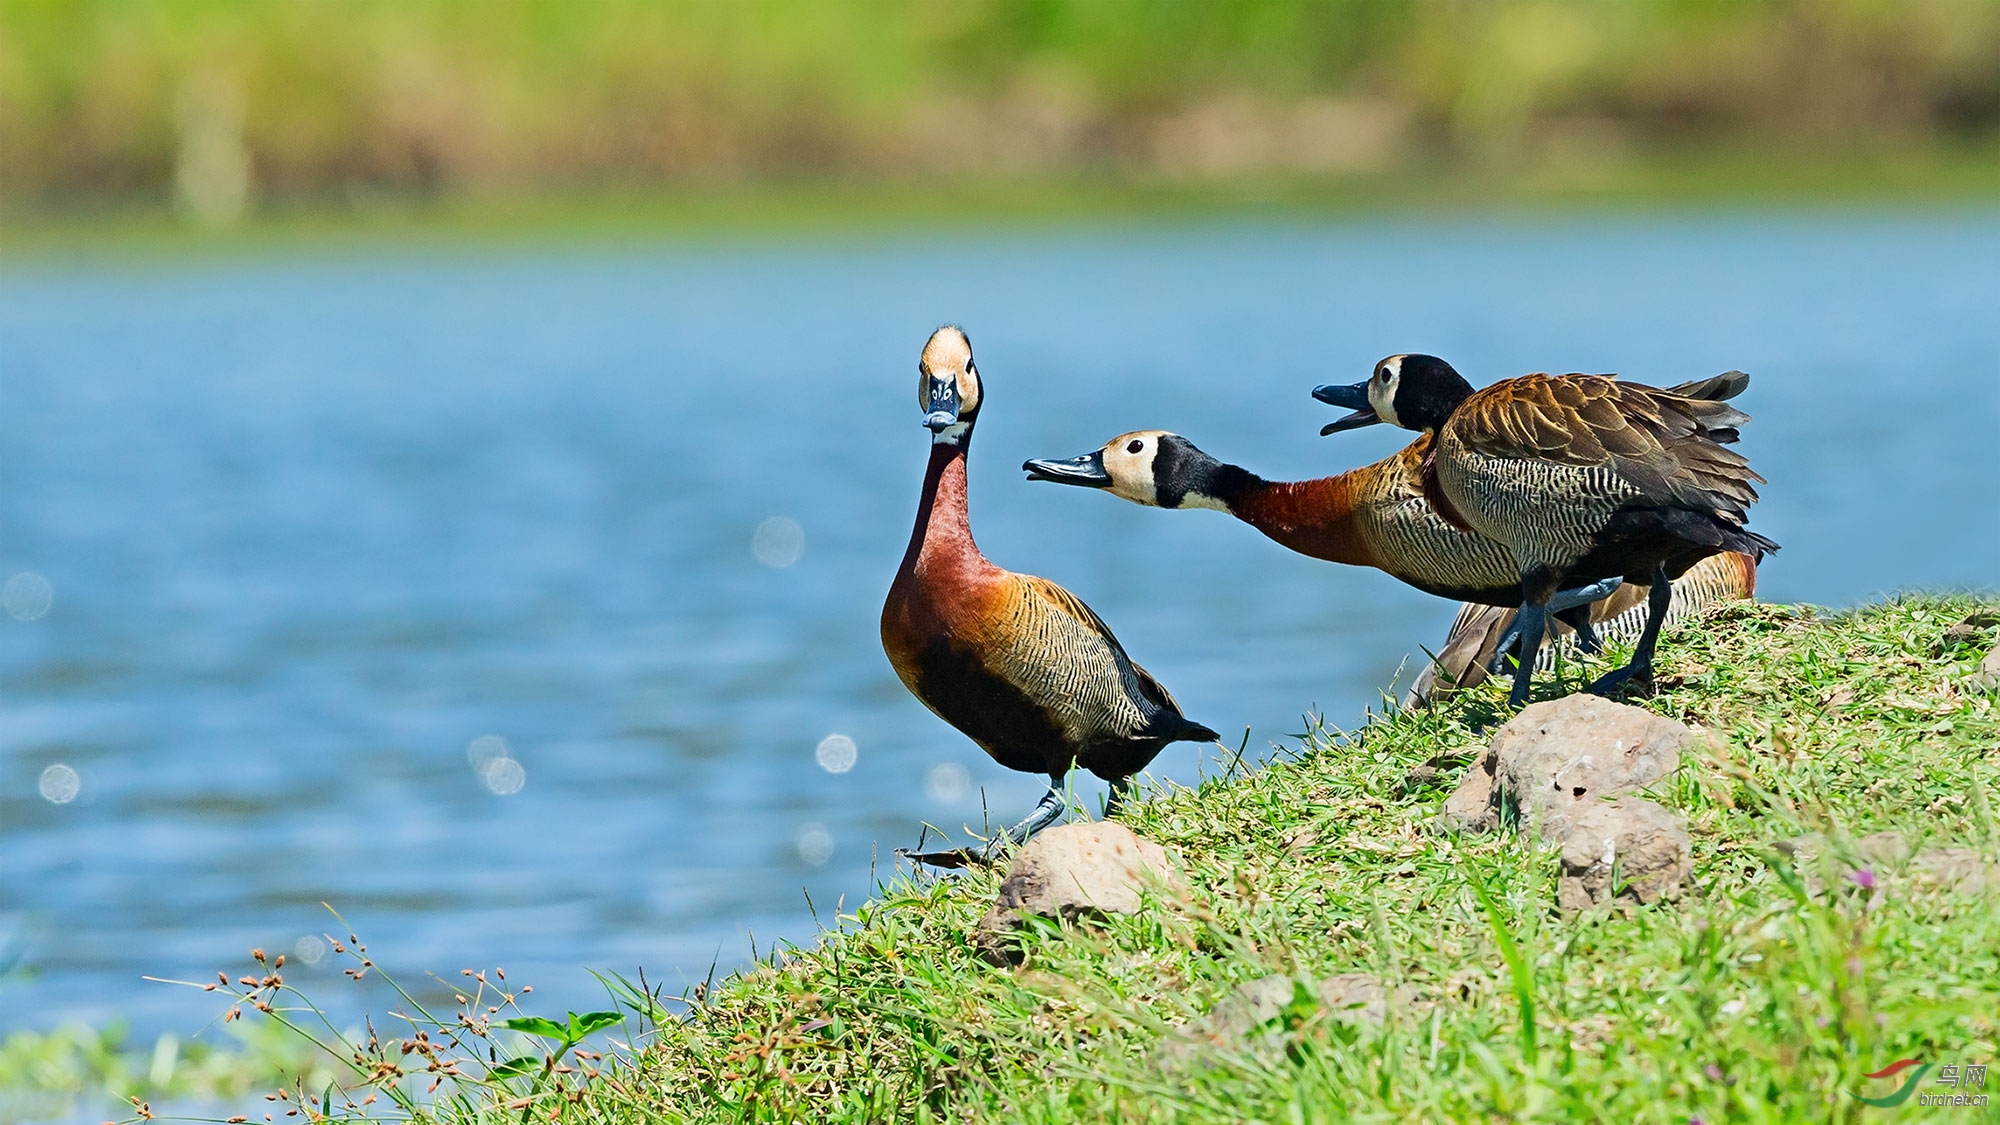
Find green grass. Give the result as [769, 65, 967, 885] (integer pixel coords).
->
[107, 593, 1996, 1125]
[592, 595, 2000, 1124]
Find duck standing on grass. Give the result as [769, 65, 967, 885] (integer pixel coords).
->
[1314, 355, 1778, 708]
[881, 326, 1219, 868]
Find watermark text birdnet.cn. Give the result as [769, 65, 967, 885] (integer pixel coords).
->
[1855, 1059, 1988, 1108]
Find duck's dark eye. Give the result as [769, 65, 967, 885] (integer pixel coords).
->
[1126, 439, 1145, 454]
[1376, 368, 1389, 382]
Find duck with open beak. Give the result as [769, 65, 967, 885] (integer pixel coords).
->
[1311, 379, 1381, 435]
[1311, 353, 1777, 708]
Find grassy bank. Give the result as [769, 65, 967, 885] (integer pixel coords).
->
[117, 593, 1995, 1124]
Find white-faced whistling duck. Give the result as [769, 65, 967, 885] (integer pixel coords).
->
[1313, 355, 1779, 708]
[1019, 370, 1754, 672]
[881, 326, 1219, 867]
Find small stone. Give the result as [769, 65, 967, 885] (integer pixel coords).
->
[1316, 973, 1394, 1020]
[1776, 831, 1911, 867]
[1935, 622, 1989, 656]
[1773, 831, 1911, 900]
[971, 822, 1182, 966]
[1856, 831, 1912, 866]
[1911, 848, 2000, 895]
[1557, 797, 1692, 910]
[1490, 695, 1696, 839]
[1402, 751, 1474, 797]
[1440, 749, 1501, 833]
[1157, 973, 1399, 1072]
[1973, 643, 2000, 692]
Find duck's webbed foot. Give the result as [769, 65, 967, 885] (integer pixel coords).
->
[1488, 615, 1529, 676]
[1586, 661, 1653, 697]
[901, 784, 1068, 869]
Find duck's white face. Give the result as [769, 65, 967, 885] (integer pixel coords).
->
[1097, 430, 1170, 506]
[917, 326, 982, 444]
[1367, 354, 1406, 429]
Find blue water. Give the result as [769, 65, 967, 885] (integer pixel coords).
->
[0, 214, 1995, 1034]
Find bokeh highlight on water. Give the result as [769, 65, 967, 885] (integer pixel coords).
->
[1, 215, 1995, 1032]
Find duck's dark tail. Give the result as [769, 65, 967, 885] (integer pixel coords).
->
[1663, 369, 1749, 405]
[1725, 525, 1782, 562]
[1164, 715, 1222, 744]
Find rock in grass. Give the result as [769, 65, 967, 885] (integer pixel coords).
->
[1441, 695, 1694, 835]
[972, 822, 1182, 967]
[1773, 831, 1906, 900]
[1489, 695, 1695, 839]
[1436, 697, 1698, 910]
[1157, 973, 1397, 1072]
[1971, 641, 2000, 692]
[1935, 621, 1991, 656]
[1777, 833, 1999, 898]
[1773, 830, 1911, 867]
[1402, 751, 1475, 798]
[1440, 748, 1502, 832]
[1912, 849, 2000, 895]
[1557, 797, 1693, 910]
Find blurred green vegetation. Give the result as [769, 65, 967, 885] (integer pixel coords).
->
[3, 0, 2000, 230]
[0, 1018, 340, 1123]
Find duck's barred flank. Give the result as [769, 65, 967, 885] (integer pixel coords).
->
[1441, 454, 1655, 573]
[982, 576, 1211, 763]
[1406, 551, 1757, 703]
[1344, 441, 1518, 594]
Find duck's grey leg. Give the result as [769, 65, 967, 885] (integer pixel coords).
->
[1489, 577, 1619, 674]
[1553, 605, 1603, 655]
[1548, 576, 1621, 613]
[979, 784, 1069, 859]
[1505, 602, 1549, 709]
[1588, 566, 1672, 697]
[1103, 775, 1133, 820]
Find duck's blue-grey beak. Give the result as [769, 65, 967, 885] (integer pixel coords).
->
[1022, 450, 1111, 487]
[1312, 381, 1381, 436]
[923, 376, 960, 432]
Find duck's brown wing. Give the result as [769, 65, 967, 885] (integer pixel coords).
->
[1550, 369, 1747, 405]
[1013, 574, 1198, 726]
[1448, 373, 1763, 517]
